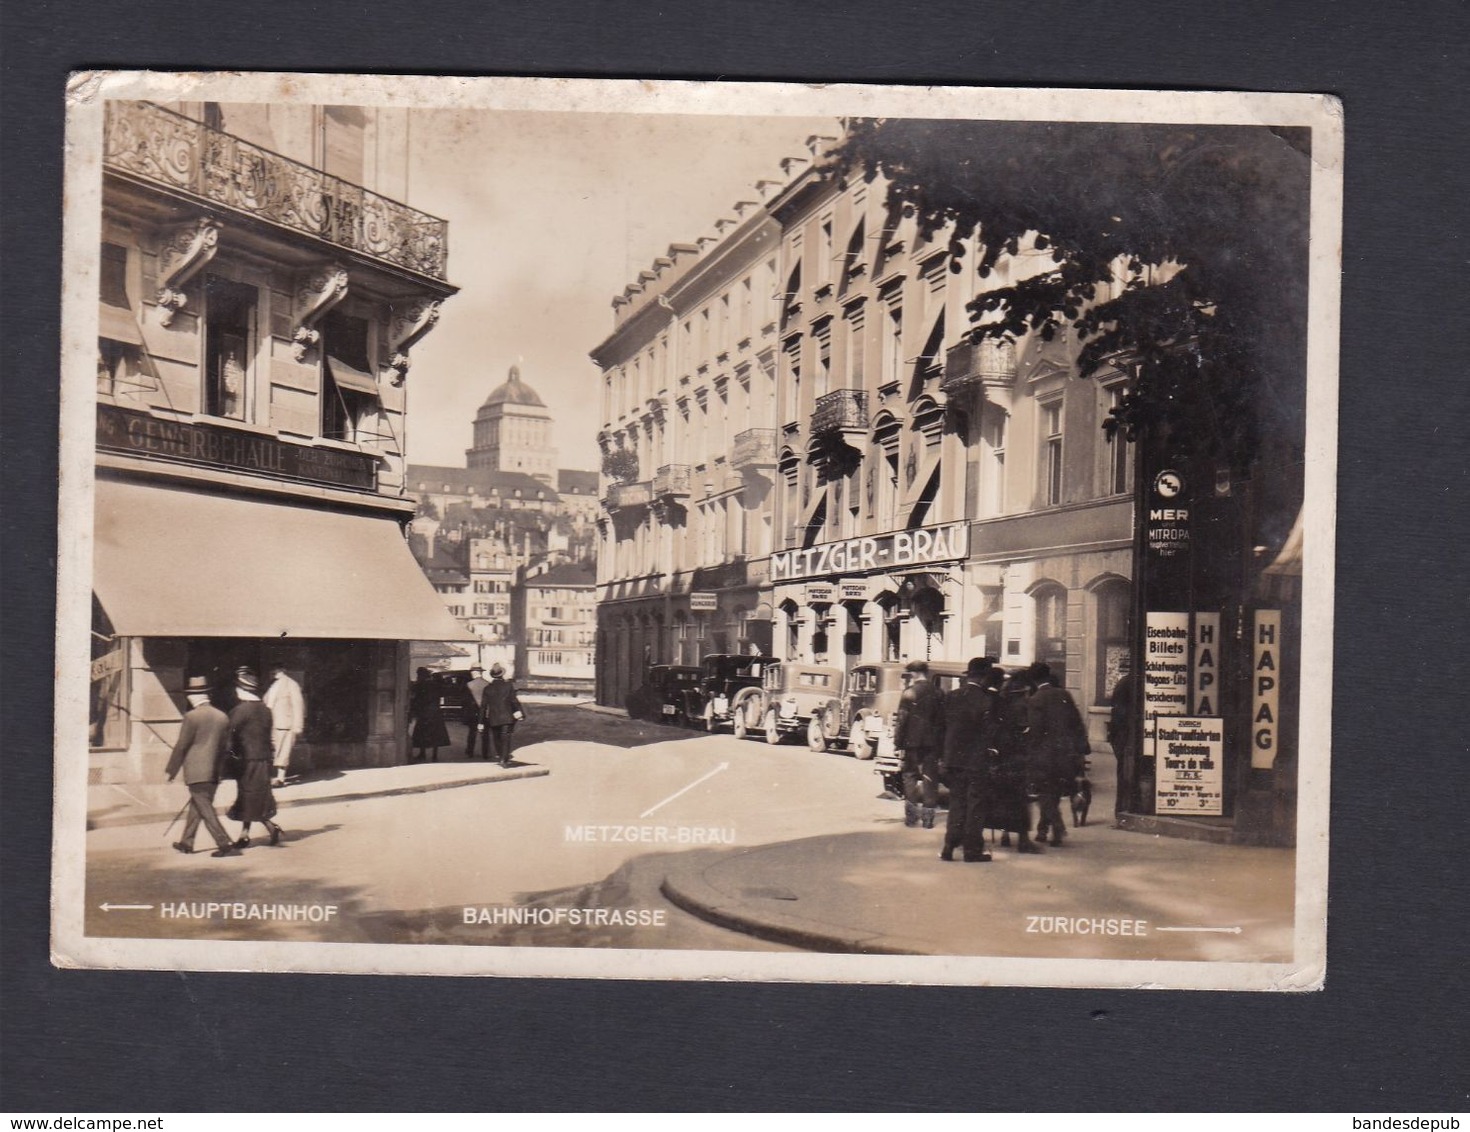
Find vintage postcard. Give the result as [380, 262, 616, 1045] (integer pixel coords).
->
[53, 72, 1340, 988]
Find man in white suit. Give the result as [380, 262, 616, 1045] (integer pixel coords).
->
[264, 663, 306, 787]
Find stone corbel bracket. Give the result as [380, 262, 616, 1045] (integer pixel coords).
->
[292, 265, 351, 361]
[385, 298, 442, 385]
[155, 216, 220, 326]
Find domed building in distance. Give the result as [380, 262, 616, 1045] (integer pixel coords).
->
[466, 360, 558, 485]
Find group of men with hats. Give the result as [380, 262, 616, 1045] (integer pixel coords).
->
[164, 665, 294, 857]
[462, 663, 526, 766]
[893, 657, 1091, 862]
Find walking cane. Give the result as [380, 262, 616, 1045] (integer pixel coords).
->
[162, 797, 193, 838]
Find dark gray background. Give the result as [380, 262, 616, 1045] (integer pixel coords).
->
[3, 0, 1466, 1111]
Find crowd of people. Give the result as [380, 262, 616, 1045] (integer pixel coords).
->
[165, 664, 300, 858]
[892, 657, 1094, 862]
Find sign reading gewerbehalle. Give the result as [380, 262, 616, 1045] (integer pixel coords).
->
[98, 404, 379, 491]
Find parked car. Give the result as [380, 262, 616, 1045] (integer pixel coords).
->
[694, 653, 776, 733]
[804, 661, 909, 759]
[735, 662, 845, 745]
[430, 669, 476, 719]
[625, 665, 704, 724]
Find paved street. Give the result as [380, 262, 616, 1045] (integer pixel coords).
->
[85, 705, 1294, 961]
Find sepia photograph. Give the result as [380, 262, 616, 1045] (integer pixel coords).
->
[52, 72, 1341, 988]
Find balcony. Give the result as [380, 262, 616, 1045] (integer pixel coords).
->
[730, 427, 778, 470]
[103, 101, 449, 282]
[811, 389, 870, 439]
[606, 480, 653, 511]
[941, 338, 1018, 394]
[653, 464, 691, 499]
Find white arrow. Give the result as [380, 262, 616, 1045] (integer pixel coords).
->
[1156, 926, 1243, 934]
[640, 762, 730, 819]
[98, 903, 155, 912]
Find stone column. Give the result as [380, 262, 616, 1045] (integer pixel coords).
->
[861, 601, 883, 663]
[796, 607, 816, 664]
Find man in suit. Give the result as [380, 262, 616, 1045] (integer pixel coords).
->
[165, 674, 241, 857]
[893, 660, 945, 829]
[263, 662, 305, 787]
[1107, 656, 1141, 816]
[938, 657, 997, 862]
[463, 666, 490, 759]
[1025, 662, 1091, 846]
[480, 663, 526, 767]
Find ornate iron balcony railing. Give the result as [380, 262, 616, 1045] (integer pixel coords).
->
[103, 101, 449, 281]
[653, 464, 691, 498]
[811, 388, 870, 435]
[730, 427, 777, 468]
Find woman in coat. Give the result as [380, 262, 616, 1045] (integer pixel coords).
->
[226, 668, 284, 847]
[987, 668, 1043, 854]
[408, 667, 451, 762]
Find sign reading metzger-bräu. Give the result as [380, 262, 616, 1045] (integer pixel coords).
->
[769, 523, 968, 582]
[97, 404, 379, 490]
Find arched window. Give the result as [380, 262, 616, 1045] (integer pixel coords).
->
[1094, 579, 1132, 706]
[1032, 583, 1069, 686]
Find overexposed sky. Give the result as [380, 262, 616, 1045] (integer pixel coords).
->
[402, 108, 839, 470]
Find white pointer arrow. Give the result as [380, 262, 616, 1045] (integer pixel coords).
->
[640, 762, 730, 819]
[99, 903, 155, 912]
[1155, 926, 1243, 934]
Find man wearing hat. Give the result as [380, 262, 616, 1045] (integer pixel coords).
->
[462, 665, 490, 759]
[1024, 662, 1091, 846]
[164, 675, 240, 857]
[226, 667, 284, 847]
[479, 663, 526, 768]
[938, 657, 997, 862]
[892, 659, 946, 828]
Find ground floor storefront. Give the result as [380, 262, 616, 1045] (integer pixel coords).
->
[88, 474, 472, 785]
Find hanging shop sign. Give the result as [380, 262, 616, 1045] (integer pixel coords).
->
[1154, 715, 1225, 814]
[1252, 609, 1282, 769]
[98, 404, 379, 491]
[688, 592, 718, 612]
[1146, 469, 1190, 558]
[838, 580, 872, 602]
[1192, 612, 1221, 716]
[804, 583, 836, 604]
[768, 522, 968, 582]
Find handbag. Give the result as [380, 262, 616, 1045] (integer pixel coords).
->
[218, 747, 244, 781]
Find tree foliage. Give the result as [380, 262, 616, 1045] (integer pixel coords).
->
[601, 448, 640, 483]
[828, 120, 1312, 466]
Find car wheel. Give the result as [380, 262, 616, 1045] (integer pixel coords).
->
[807, 718, 827, 752]
[672, 706, 687, 727]
[854, 734, 876, 761]
[733, 707, 749, 741]
[702, 705, 715, 732]
[763, 708, 782, 745]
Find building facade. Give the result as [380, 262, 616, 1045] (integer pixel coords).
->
[592, 133, 1134, 742]
[91, 98, 466, 784]
[590, 189, 785, 708]
[512, 560, 597, 696]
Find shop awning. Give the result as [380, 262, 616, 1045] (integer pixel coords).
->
[93, 478, 474, 641]
[99, 301, 143, 345]
[326, 354, 379, 395]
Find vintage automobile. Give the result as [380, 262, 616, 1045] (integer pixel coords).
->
[869, 660, 971, 791]
[803, 661, 908, 759]
[693, 653, 775, 733]
[430, 669, 477, 719]
[624, 665, 705, 724]
[735, 662, 846, 745]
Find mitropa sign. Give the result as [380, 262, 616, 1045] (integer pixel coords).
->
[769, 523, 968, 582]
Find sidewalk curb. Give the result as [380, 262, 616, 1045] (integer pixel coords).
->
[88, 767, 551, 831]
[659, 856, 928, 956]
